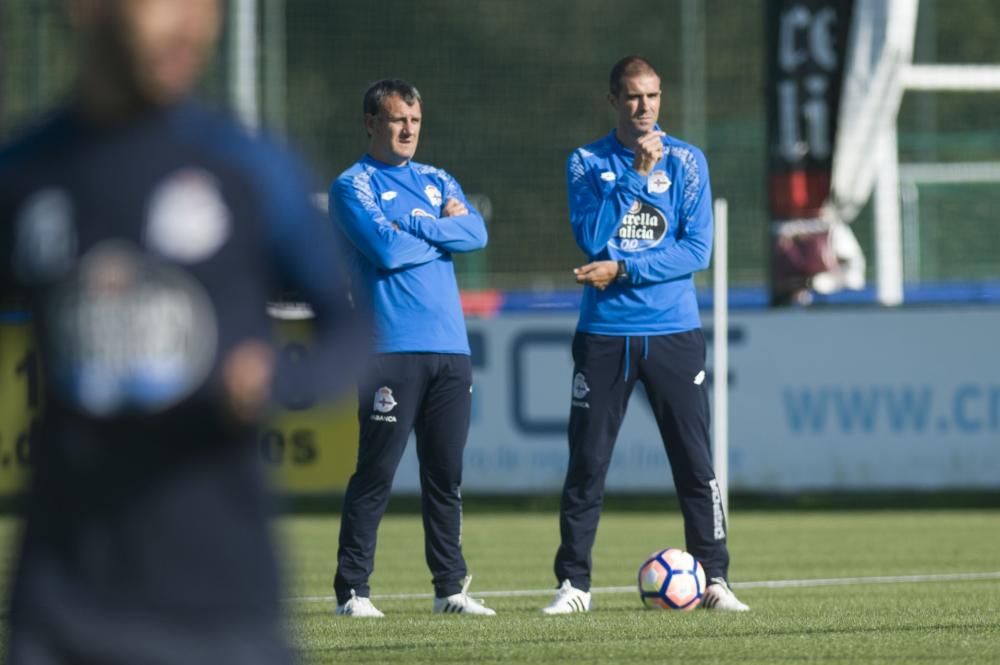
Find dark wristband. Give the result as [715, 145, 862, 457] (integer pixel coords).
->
[616, 259, 629, 283]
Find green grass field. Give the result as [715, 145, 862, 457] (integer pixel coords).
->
[279, 509, 1000, 664]
[2, 509, 999, 663]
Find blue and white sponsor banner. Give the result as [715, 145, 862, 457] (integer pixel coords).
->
[390, 307, 1000, 492]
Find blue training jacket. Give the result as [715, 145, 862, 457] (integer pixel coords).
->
[330, 154, 487, 354]
[567, 129, 713, 336]
[0, 101, 367, 621]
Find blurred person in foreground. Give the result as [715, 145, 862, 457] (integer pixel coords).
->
[0, 0, 368, 662]
[542, 56, 749, 614]
[328, 79, 493, 617]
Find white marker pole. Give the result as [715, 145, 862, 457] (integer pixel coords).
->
[712, 198, 729, 518]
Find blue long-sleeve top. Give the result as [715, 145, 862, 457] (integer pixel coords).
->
[567, 129, 713, 335]
[0, 101, 369, 622]
[330, 154, 487, 354]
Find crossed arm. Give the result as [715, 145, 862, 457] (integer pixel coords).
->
[331, 174, 487, 272]
[395, 179, 488, 254]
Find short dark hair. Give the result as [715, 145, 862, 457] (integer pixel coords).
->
[609, 56, 660, 97]
[362, 79, 422, 117]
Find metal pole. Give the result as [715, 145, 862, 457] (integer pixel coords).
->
[913, 0, 936, 163]
[681, 0, 706, 147]
[31, 0, 48, 114]
[0, 0, 5, 133]
[874, 124, 904, 305]
[263, 0, 286, 134]
[712, 198, 729, 518]
[230, 0, 260, 131]
[899, 180, 920, 283]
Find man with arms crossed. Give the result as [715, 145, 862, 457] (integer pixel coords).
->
[542, 56, 749, 614]
[330, 79, 493, 617]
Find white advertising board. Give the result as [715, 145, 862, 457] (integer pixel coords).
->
[389, 307, 1000, 492]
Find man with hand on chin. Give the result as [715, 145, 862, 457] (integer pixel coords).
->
[329, 79, 493, 618]
[543, 56, 750, 615]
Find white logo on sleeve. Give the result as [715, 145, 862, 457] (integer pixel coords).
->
[381, 191, 398, 201]
[694, 370, 706, 385]
[145, 169, 231, 263]
[648, 170, 671, 194]
[424, 184, 442, 207]
[13, 187, 77, 283]
[600, 171, 617, 182]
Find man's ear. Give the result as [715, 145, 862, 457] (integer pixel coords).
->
[364, 113, 376, 138]
[607, 92, 618, 111]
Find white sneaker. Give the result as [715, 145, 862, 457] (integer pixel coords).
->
[541, 579, 592, 615]
[702, 578, 750, 612]
[335, 589, 385, 618]
[432, 576, 496, 616]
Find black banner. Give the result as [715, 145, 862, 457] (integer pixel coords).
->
[765, 0, 854, 305]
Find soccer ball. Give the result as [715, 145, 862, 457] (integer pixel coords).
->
[638, 548, 706, 611]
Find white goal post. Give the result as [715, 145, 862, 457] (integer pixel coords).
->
[873, 61, 1000, 305]
[829, 0, 1000, 305]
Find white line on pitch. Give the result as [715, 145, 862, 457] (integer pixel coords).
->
[286, 570, 1000, 603]
[734, 571, 1000, 589]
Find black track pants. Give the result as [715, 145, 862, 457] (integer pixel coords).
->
[554, 330, 730, 590]
[335, 353, 471, 602]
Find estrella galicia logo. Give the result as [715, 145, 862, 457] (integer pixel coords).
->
[610, 200, 668, 252]
[45, 241, 218, 418]
[371, 386, 398, 422]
